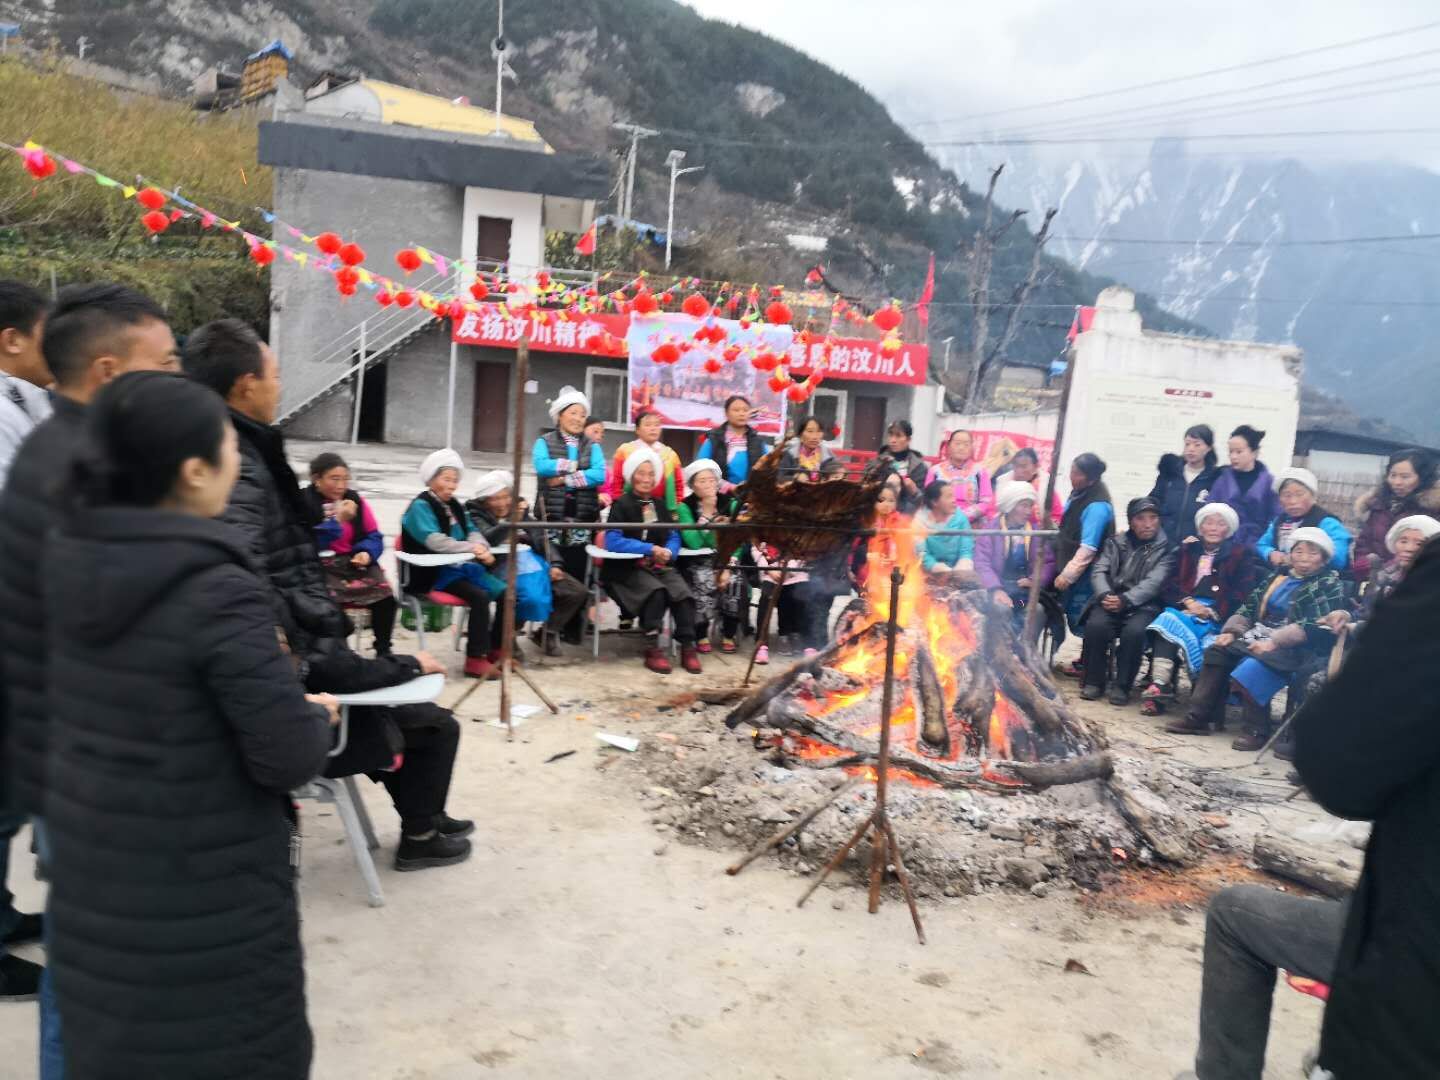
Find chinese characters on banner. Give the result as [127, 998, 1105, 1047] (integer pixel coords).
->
[451, 310, 927, 387]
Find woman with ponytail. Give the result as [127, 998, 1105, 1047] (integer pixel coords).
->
[43, 371, 334, 1080]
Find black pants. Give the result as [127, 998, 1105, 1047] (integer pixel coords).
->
[638, 588, 698, 644]
[759, 581, 801, 641]
[436, 577, 503, 659]
[1079, 606, 1154, 691]
[556, 544, 591, 639]
[323, 703, 461, 836]
[367, 594, 397, 654]
[791, 579, 835, 651]
[547, 570, 589, 635]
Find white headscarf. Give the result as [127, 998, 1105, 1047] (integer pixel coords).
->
[419, 448, 464, 486]
[623, 446, 663, 488]
[683, 458, 722, 484]
[1385, 514, 1440, 553]
[549, 385, 589, 423]
[1288, 526, 1334, 561]
[1194, 502, 1240, 539]
[996, 480, 1038, 516]
[473, 469, 513, 500]
[1276, 467, 1319, 496]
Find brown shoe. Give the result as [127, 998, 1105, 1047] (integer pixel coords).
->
[463, 656, 499, 680]
[680, 646, 702, 674]
[644, 646, 672, 674]
[1164, 713, 1212, 735]
[1230, 731, 1268, 751]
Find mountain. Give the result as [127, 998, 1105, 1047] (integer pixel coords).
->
[0, 0, 1204, 383]
[934, 139, 1440, 440]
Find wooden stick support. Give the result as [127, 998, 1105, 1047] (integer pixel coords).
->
[742, 563, 789, 688]
[498, 335, 530, 741]
[726, 776, 861, 875]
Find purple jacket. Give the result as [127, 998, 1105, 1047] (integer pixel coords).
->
[974, 516, 1056, 593]
[1208, 463, 1280, 550]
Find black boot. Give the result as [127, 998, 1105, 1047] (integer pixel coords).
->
[1168, 662, 1228, 734]
[395, 830, 472, 871]
[1231, 695, 1273, 752]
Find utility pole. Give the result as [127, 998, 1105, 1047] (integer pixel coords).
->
[611, 122, 657, 229]
[491, 0, 516, 136]
[664, 150, 704, 270]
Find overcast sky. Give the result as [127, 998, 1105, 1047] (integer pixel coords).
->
[681, 1, 1440, 171]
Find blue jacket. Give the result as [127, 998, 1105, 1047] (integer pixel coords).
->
[532, 435, 606, 485]
[919, 510, 975, 572]
[1256, 510, 1351, 572]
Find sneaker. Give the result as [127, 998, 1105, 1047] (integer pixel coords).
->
[755, 645, 770, 665]
[1, 912, 42, 948]
[618, 617, 634, 632]
[463, 656, 499, 680]
[395, 831, 472, 872]
[436, 814, 475, 839]
[1140, 682, 1168, 701]
[1079, 685, 1103, 701]
[695, 640, 712, 654]
[644, 646, 672, 674]
[0, 954, 42, 1002]
[721, 638, 737, 654]
[680, 646, 703, 674]
[1106, 685, 1130, 706]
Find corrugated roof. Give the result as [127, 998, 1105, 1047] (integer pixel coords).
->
[359, 79, 550, 149]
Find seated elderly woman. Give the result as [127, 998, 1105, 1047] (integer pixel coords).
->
[1165, 527, 1346, 749]
[1140, 503, 1261, 716]
[916, 479, 975, 579]
[602, 448, 702, 675]
[1256, 467, 1350, 573]
[465, 469, 589, 656]
[301, 451, 398, 657]
[675, 458, 743, 653]
[974, 480, 1057, 634]
[399, 449, 509, 680]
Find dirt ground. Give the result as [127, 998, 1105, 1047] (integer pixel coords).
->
[0, 441, 1335, 1078]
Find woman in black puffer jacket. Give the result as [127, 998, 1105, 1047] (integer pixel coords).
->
[43, 372, 335, 1080]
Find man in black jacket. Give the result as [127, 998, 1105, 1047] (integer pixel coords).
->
[181, 319, 472, 872]
[0, 283, 179, 1065]
[1079, 496, 1175, 705]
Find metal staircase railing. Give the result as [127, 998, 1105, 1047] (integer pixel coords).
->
[277, 269, 451, 426]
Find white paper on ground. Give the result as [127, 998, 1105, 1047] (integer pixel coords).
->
[596, 732, 640, 752]
[485, 705, 541, 729]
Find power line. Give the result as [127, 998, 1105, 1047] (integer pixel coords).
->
[1048, 232, 1440, 247]
[920, 127, 1440, 148]
[954, 47, 1440, 141]
[902, 18, 1440, 128]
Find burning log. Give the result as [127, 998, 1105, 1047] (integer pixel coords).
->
[912, 644, 950, 754]
[723, 624, 886, 731]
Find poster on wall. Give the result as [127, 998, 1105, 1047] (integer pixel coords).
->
[625, 313, 793, 436]
[938, 427, 1056, 479]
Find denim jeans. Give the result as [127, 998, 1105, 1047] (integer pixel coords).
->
[32, 818, 63, 1080]
[0, 810, 23, 939]
[1194, 884, 1348, 1080]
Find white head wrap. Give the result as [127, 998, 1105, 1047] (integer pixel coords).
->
[623, 446, 663, 487]
[996, 480, 1038, 516]
[549, 385, 590, 423]
[419, 448, 464, 486]
[1385, 514, 1440, 553]
[1288, 526, 1334, 561]
[473, 469, 513, 500]
[683, 458, 722, 484]
[1194, 502, 1240, 539]
[1276, 467, 1319, 496]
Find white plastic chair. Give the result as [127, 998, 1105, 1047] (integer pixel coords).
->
[393, 550, 475, 652]
[584, 542, 684, 657]
[292, 672, 447, 908]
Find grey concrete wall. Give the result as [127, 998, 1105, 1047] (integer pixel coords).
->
[384, 326, 468, 449]
[271, 157, 463, 423]
[284, 383, 355, 442]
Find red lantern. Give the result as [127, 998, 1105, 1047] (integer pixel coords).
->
[23, 152, 56, 180]
[682, 292, 710, 318]
[334, 266, 360, 290]
[786, 383, 811, 404]
[830, 423, 842, 439]
[655, 343, 682, 364]
[136, 187, 167, 211]
[722, 345, 741, 363]
[338, 282, 357, 297]
[805, 267, 823, 285]
[249, 243, 275, 266]
[141, 210, 170, 234]
[873, 305, 903, 333]
[879, 337, 902, 358]
[396, 248, 422, 274]
[446, 300, 467, 320]
[338, 242, 366, 266]
[584, 333, 606, 352]
[764, 301, 792, 325]
[469, 280, 489, 301]
[315, 232, 343, 256]
[766, 373, 790, 394]
[702, 357, 723, 375]
[377, 291, 395, 307]
[395, 290, 415, 308]
[536, 270, 551, 289]
[750, 351, 779, 372]
[633, 290, 659, 315]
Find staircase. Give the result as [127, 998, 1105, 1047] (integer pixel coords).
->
[276, 268, 450, 427]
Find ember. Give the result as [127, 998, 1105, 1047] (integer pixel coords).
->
[728, 520, 1113, 793]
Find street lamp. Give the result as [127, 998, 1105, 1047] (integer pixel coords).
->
[664, 149, 704, 270]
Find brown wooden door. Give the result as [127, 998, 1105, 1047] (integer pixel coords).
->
[476, 216, 512, 264]
[853, 395, 887, 454]
[472, 362, 510, 453]
[666, 428, 700, 463]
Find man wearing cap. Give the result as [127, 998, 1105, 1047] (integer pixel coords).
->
[1256, 467, 1350, 573]
[1078, 496, 1176, 705]
[467, 469, 589, 656]
[182, 320, 472, 873]
[533, 385, 606, 643]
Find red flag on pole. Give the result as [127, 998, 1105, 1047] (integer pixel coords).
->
[916, 252, 935, 327]
[574, 222, 597, 256]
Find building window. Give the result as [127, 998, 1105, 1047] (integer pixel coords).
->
[586, 367, 629, 427]
[809, 388, 848, 444]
